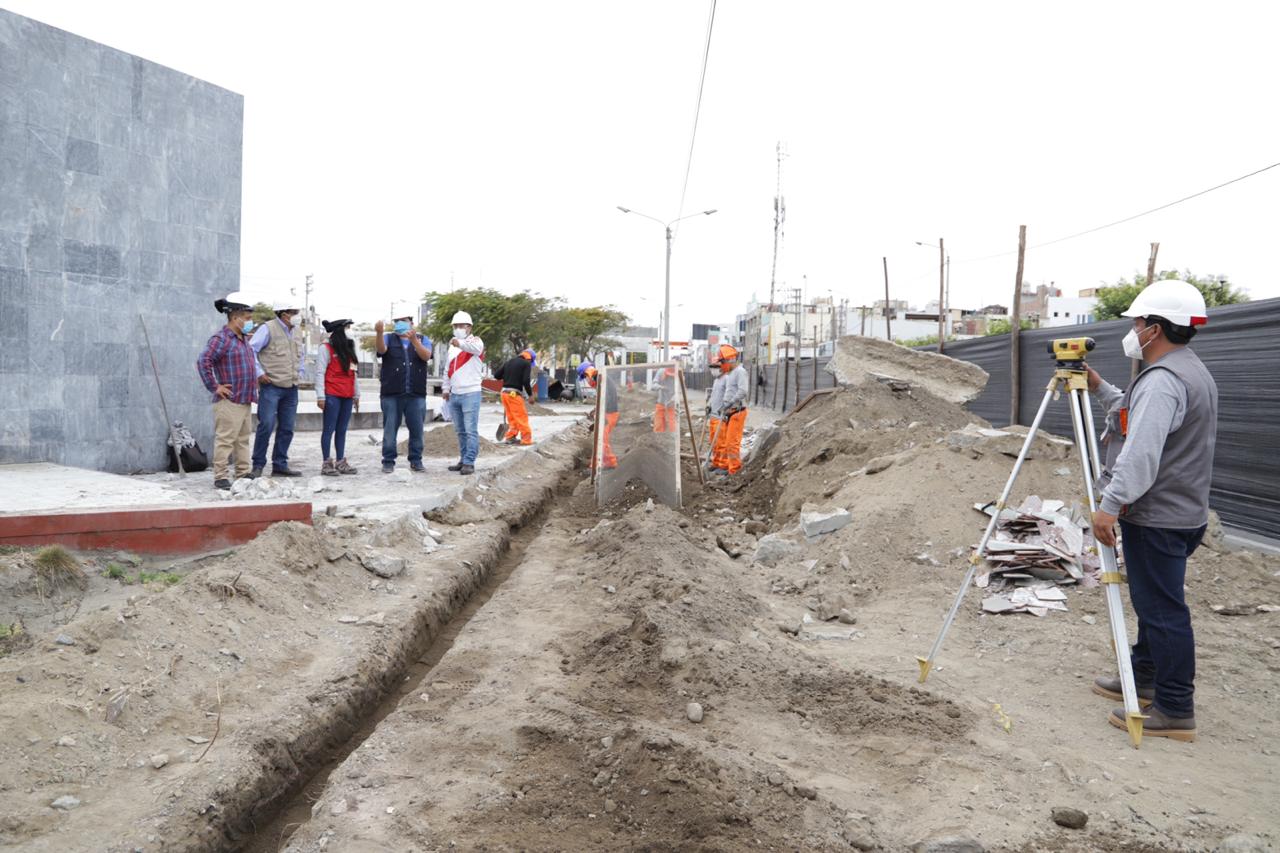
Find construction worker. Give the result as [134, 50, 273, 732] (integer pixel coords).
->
[1087, 279, 1218, 743]
[249, 300, 306, 478]
[652, 366, 678, 433]
[579, 362, 618, 469]
[197, 296, 258, 489]
[442, 311, 485, 475]
[494, 348, 536, 446]
[706, 353, 728, 469]
[375, 312, 433, 473]
[711, 344, 749, 474]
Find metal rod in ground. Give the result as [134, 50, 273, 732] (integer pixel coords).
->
[139, 314, 185, 476]
[676, 370, 707, 487]
[1075, 387, 1146, 747]
[917, 378, 1059, 682]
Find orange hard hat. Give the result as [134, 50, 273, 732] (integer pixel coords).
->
[718, 343, 739, 362]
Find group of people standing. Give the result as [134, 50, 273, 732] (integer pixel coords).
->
[197, 296, 500, 489]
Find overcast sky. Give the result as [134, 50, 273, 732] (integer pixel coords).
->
[12, 1, 1280, 335]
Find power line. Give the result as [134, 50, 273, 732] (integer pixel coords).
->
[956, 158, 1280, 264]
[675, 0, 717, 226]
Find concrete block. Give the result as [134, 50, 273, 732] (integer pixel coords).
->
[63, 240, 97, 274]
[64, 136, 99, 174]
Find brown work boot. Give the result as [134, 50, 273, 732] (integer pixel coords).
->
[1092, 675, 1155, 707]
[1109, 705, 1196, 742]
[321, 459, 338, 476]
[336, 459, 357, 475]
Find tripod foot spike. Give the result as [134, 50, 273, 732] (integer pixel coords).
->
[916, 656, 932, 683]
[1127, 712, 1147, 748]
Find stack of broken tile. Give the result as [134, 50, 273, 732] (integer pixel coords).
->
[972, 495, 1102, 617]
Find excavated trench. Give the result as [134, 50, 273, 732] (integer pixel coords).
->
[237, 466, 580, 853]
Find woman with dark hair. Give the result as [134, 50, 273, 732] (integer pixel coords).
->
[316, 319, 360, 475]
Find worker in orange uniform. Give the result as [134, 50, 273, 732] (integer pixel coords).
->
[653, 366, 679, 433]
[494, 348, 536, 445]
[706, 352, 728, 469]
[579, 362, 618, 469]
[712, 344, 749, 474]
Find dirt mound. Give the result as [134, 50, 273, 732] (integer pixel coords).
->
[527, 401, 558, 416]
[827, 335, 989, 403]
[220, 520, 327, 573]
[398, 425, 514, 458]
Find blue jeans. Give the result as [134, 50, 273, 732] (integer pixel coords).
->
[449, 391, 482, 464]
[321, 396, 354, 460]
[252, 383, 298, 471]
[382, 394, 425, 467]
[1120, 519, 1206, 718]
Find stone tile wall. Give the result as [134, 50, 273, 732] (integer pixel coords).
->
[0, 9, 243, 472]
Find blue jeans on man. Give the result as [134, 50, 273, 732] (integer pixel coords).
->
[449, 391, 482, 465]
[382, 393, 426, 468]
[1120, 519, 1206, 719]
[252, 383, 298, 472]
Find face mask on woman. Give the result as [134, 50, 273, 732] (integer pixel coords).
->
[394, 320, 411, 334]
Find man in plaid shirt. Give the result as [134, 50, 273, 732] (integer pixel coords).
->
[197, 296, 260, 489]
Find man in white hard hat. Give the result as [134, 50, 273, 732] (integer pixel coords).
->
[249, 301, 306, 477]
[1086, 279, 1218, 743]
[441, 311, 485, 475]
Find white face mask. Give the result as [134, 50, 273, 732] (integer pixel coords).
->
[453, 326, 468, 338]
[1122, 325, 1152, 360]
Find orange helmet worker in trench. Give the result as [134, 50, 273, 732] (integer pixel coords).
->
[579, 363, 618, 469]
[711, 344, 749, 474]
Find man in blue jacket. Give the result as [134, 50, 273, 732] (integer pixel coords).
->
[375, 314, 433, 473]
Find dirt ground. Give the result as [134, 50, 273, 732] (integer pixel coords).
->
[276, 381, 1279, 852]
[3, 373, 1278, 852]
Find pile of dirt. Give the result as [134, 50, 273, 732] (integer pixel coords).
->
[826, 334, 990, 403]
[526, 401, 558, 416]
[398, 425, 515, 458]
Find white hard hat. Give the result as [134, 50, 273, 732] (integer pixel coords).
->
[272, 300, 301, 313]
[451, 311, 474, 326]
[1122, 279, 1208, 328]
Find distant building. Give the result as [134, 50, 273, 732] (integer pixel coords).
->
[1044, 295, 1098, 328]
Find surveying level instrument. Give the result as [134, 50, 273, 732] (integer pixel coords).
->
[916, 335, 1148, 748]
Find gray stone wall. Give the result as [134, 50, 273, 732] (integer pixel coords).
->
[0, 9, 243, 473]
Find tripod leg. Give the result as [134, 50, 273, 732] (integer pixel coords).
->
[917, 381, 1060, 683]
[1070, 388, 1145, 747]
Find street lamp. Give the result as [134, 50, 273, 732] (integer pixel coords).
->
[617, 206, 718, 362]
[915, 240, 949, 352]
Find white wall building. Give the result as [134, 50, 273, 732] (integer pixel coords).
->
[1044, 296, 1099, 328]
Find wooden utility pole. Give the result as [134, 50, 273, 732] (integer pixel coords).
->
[1010, 225, 1027, 426]
[937, 237, 946, 353]
[859, 305, 868, 336]
[882, 257, 892, 340]
[779, 342, 790, 412]
[1133, 241, 1160, 380]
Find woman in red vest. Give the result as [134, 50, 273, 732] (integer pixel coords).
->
[316, 319, 360, 475]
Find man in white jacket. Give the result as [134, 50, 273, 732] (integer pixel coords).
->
[441, 311, 485, 475]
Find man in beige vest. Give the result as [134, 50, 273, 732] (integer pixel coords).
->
[250, 301, 306, 477]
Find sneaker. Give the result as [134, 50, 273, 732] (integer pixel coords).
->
[411, 463, 426, 473]
[272, 467, 302, 477]
[1092, 675, 1155, 707]
[1109, 705, 1196, 742]
[214, 478, 231, 490]
[505, 437, 522, 445]
[447, 462, 463, 472]
[336, 459, 357, 475]
[249, 468, 263, 479]
[382, 463, 394, 474]
[321, 459, 338, 476]
[459, 464, 475, 475]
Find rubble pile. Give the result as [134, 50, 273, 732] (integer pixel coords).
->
[974, 495, 1101, 617]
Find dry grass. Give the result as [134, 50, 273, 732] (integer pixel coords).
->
[32, 545, 86, 598]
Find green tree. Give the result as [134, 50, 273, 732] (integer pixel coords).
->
[984, 318, 1036, 336]
[1095, 270, 1247, 320]
[532, 306, 628, 358]
[421, 288, 554, 365]
[251, 302, 275, 324]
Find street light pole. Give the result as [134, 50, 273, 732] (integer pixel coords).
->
[664, 225, 673, 362]
[617, 206, 717, 363]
